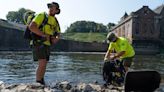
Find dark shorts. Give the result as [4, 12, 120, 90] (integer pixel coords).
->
[32, 44, 50, 61]
[122, 56, 134, 67]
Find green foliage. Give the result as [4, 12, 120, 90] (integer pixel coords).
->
[63, 21, 115, 42]
[107, 22, 116, 32]
[62, 32, 107, 42]
[6, 8, 34, 24]
[65, 21, 108, 33]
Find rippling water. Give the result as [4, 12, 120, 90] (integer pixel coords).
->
[0, 51, 164, 84]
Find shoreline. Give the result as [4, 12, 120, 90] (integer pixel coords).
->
[0, 50, 164, 55]
[0, 80, 164, 92]
[0, 51, 106, 55]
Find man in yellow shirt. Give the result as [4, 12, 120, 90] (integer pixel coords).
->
[29, 2, 61, 85]
[104, 32, 135, 71]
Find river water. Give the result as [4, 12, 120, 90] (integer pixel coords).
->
[0, 51, 164, 84]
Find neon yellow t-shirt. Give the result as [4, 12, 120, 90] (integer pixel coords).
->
[32, 12, 60, 46]
[108, 37, 135, 58]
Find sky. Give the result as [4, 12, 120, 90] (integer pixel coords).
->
[0, 0, 164, 33]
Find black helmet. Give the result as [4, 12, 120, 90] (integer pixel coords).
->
[106, 32, 117, 42]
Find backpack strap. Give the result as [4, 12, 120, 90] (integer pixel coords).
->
[39, 12, 48, 29]
[54, 17, 60, 31]
[30, 13, 48, 42]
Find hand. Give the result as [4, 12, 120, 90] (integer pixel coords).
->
[51, 36, 59, 44]
[110, 56, 115, 60]
[110, 57, 115, 60]
[104, 58, 109, 62]
[42, 34, 50, 41]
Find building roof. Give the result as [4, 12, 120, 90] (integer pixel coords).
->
[154, 4, 164, 14]
[121, 12, 128, 21]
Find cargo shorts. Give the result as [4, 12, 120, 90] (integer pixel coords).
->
[122, 56, 134, 67]
[32, 44, 50, 61]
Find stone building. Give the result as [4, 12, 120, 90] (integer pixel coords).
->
[155, 5, 164, 47]
[111, 5, 164, 54]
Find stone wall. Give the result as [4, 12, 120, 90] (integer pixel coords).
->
[0, 19, 162, 54]
[53, 39, 108, 52]
[0, 26, 29, 51]
[132, 6, 159, 40]
[0, 25, 108, 52]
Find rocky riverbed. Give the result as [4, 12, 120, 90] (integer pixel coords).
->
[0, 81, 164, 92]
[0, 81, 124, 92]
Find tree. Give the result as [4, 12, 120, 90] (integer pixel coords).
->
[107, 22, 116, 32]
[65, 21, 108, 33]
[6, 8, 34, 24]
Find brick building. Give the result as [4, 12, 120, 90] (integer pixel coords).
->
[111, 5, 164, 54]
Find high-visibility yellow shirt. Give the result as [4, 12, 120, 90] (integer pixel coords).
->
[108, 37, 135, 58]
[32, 12, 60, 46]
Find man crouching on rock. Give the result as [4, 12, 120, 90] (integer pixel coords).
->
[103, 32, 135, 85]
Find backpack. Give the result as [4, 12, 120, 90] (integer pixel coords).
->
[23, 12, 48, 40]
[103, 60, 125, 86]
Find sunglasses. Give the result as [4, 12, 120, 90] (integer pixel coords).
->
[48, 4, 59, 9]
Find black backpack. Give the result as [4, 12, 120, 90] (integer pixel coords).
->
[23, 12, 48, 40]
[103, 60, 125, 85]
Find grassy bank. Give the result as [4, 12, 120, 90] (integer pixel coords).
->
[62, 32, 107, 42]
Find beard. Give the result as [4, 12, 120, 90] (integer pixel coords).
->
[49, 10, 55, 16]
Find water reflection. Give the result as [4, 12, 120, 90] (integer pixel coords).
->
[0, 52, 163, 84]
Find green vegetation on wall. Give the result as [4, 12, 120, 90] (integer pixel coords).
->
[65, 21, 115, 33]
[62, 32, 107, 42]
[63, 20, 115, 42]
